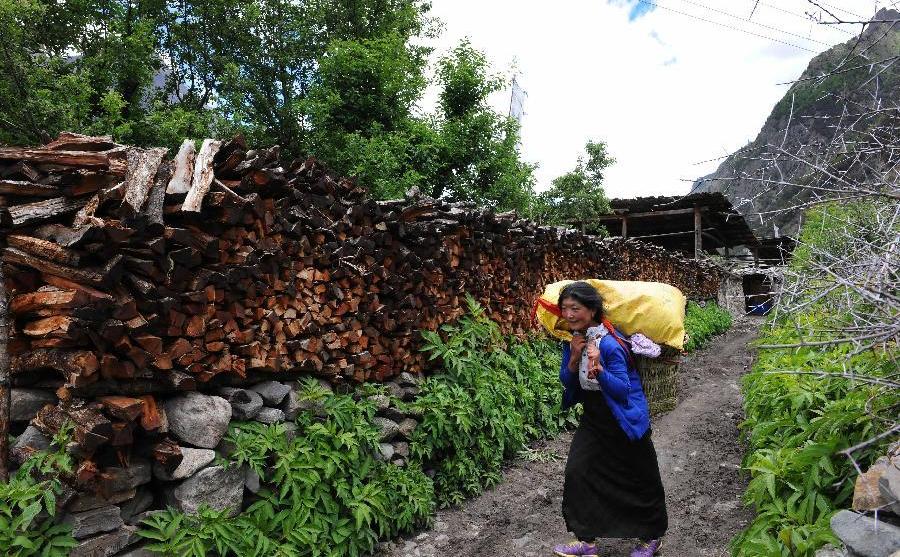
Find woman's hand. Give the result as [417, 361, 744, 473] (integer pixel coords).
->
[586, 342, 603, 379]
[567, 334, 586, 373]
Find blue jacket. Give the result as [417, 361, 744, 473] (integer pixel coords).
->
[559, 330, 651, 441]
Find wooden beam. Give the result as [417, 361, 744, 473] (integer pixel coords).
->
[595, 206, 708, 221]
[631, 227, 716, 240]
[694, 205, 702, 259]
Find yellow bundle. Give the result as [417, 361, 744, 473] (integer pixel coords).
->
[534, 279, 687, 350]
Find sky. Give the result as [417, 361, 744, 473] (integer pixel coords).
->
[420, 0, 894, 199]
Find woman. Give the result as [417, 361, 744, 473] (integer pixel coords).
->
[552, 281, 668, 557]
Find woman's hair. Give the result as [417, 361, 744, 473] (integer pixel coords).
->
[558, 281, 604, 321]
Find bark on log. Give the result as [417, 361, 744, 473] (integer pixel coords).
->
[0, 180, 64, 197]
[4, 196, 90, 228]
[166, 140, 196, 195]
[181, 139, 222, 212]
[122, 148, 166, 215]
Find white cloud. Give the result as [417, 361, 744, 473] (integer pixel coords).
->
[422, 0, 887, 198]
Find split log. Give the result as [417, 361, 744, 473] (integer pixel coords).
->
[0, 180, 64, 197]
[166, 140, 196, 195]
[0, 147, 127, 175]
[181, 139, 222, 212]
[122, 148, 166, 215]
[12, 349, 99, 378]
[3, 248, 106, 286]
[7, 234, 82, 267]
[3, 196, 90, 228]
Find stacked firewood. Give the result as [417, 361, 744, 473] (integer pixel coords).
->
[1, 132, 723, 462]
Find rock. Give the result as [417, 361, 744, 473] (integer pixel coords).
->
[167, 465, 243, 516]
[244, 466, 261, 494]
[280, 390, 302, 421]
[250, 381, 291, 406]
[375, 443, 394, 461]
[384, 381, 404, 399]
[68, 489, 135, 513]
[879, 463, 900, 515]
[392, 441, 410, 458]
[392, 458, 406, 467]
[397, 418, 418, 440]
[854, 457, 892, 511]
[218, 387, 263, 420]
[11, 388, 55, 422]
[815, 545, 849, 557]
[831, 509, 900, 557]
[164, 393, 231, 448]
[397, 372, 420, 387]
[63, 506, 125, 539]
[153, 447, 216, 481]
[367, 394, 390, 410]
[101, 460, 152, 492]
[120, 488, 154, 524]
[69, 525, 138, 557]
[13, 425, 50, 452]
[372, 417, 400, 442]
[401, 386, 420, 401]
[379, 406, 406, 422]
[255, 407, 285, 424]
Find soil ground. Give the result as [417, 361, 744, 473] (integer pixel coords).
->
[377, 317, 762, 557]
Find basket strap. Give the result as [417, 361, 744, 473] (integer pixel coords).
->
[602, 317, 636, 369]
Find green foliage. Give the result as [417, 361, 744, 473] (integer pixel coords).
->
[411, 294, 574, 507]
[731, 205, 898, 556]
[139, 380, 434, 557]
[0, 2, 538, 212]
[535, 140, 614, 233]
[683, 300, 732, 352]
[0, 423, 77, 557]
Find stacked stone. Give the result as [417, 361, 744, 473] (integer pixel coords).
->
[368, 372, 422, 467]
[817, 442, 900, 557]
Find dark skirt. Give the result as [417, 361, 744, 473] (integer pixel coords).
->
[562, 391, 668, 541]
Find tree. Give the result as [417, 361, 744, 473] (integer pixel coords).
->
[0, 3, 538, 211]
[428, 41, 536, 211]
[537, 140, 614, 233]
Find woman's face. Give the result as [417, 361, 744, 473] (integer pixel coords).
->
[560, 296, 596, 332]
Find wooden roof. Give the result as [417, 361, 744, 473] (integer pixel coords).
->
[595, 192, 759, 254]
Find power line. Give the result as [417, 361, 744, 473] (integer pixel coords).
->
[755, 1, 855, 35]
[676, 0, 834, 46]
[637, 0, 819, 53]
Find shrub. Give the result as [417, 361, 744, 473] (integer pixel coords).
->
[684, 300, 732, 352]
[410, 294, 574, 507]
[0, 423, 78, 557]
[139, 383, 435, 557]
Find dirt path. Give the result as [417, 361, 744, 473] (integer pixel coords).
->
[377, 318, 761, 557]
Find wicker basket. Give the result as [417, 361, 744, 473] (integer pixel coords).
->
[635, 346, 680, 416]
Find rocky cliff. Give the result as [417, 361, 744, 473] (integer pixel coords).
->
[692, 9, 900, 239]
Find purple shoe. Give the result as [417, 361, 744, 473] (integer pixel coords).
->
[553, 540, 599, 557]
[630, 538, 662, 557]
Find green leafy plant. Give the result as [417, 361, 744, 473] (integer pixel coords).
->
[139, 380, 434, 557]
[731, 204, 897, 556]
[0, 422, 78, 557]
[684, 300, 732, 352]
[410, 294, 572, 507]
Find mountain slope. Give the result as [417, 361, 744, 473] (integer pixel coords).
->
[692, 9, 900, 239]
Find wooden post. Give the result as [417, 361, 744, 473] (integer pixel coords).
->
[0, 264, 9, 482]
[693, 205, 702, 259]
[621, 216, 628, 239]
